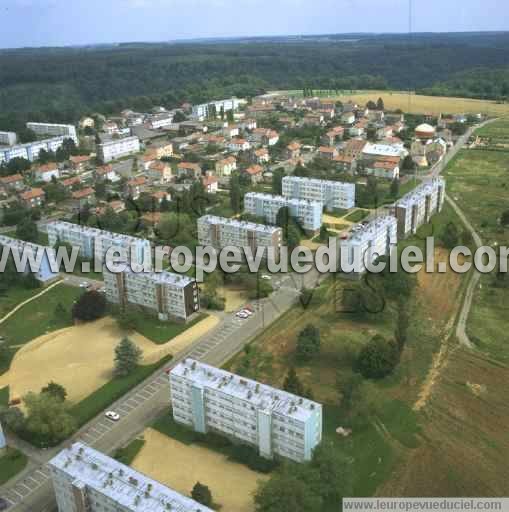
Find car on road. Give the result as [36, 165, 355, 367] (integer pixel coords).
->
[79, 281, 89, 288]
[105, 411, 120, 421]
[236, 311, 249, 319]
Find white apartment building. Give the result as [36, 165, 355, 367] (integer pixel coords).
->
[0, 235, 58, 282]
[49, 442, 214, 512]
[147, 112, 174, 130]
[47, 221, 151, 269]
[243, 192, 322, 233]
[170, 359, 323, 462]
[0, 131, 17, 146]
[97, 136, 141, 163]
[339, 215, 398, 275]
[0, 136, 75, 164]
[197, 215, 282, 256]
[395, 178, 445, 238]
[103, 268, 199, 322]
[282, 176, 356, 211]
[26, 122, 78, 143]
[191, 97, 246, 120]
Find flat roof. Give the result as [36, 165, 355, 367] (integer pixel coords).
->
[48, 442, 214, 512]
[341, 215, 396, 244]
[244, 192, 322, 208]
[198, 215, 280, 234]
[282, 176, 355, 190]
[397, 178, 444, 209]
[171, 359, 321, 423]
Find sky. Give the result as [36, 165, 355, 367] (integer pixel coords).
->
[1, 0, 508, 49]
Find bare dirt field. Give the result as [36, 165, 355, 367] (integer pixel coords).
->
[0, 314, 218, 403]
[132, 428, 267, 512]
[216, 285, 250, 312]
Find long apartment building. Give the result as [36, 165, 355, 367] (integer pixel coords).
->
[0, 131, 17, 146]
[0, 136, 76, 164]
[339, 215, 398, 275]
[103, 268, 199, 322]
[97, 136, 140, 163]
[191, 97, 246, 119]
[49, 442, 214, 512]
[395, 178, 445, 238]
[0, 235, 58, 282]
[197, 215, 282, 257]
[26, 122, 78, 143]
[47, 221, 151, 269]
[170, 359, 323, 463]
[282, 176, 356, 211]
[243, 192, 322, 233]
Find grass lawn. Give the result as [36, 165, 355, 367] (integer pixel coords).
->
[0, 285, 42, 318]
[0, 386, 8, 406]
[0, 284, 82, 374]
[128, 312, 208, 345]
[0, 448, 28, 485]
[475, 118, 509, 138]
[343, 209, 370, 223]
[114, 439, 146, 465]
[2, 229, 49, 246]
[69, 355, 172, 427]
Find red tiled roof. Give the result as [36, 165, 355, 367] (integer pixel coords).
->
[20, 188, 45, 200]
[0, 174, 23, 184]
[72, 187, 94, 199]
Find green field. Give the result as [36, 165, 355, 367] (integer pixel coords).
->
[0, 286, 42, 318]
[0, 284, 82, 374]
[475, 118, 509, 139]
[343, 209, 370, 223]
[0, 448, 28, 485]
[114, 438, 146, 465]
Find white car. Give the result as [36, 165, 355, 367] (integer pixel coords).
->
[241, 309, 253, 316]
[261, 274, 271, 280]
[105, 411, 120, 421]
[79, 281, 89, 288]
[236, 311, 249, 319]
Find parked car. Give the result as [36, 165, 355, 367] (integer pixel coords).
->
[236, 311, 249, 319]
[105, 411, 120, 421]
[0, 497, 9, 510]
[261, 274, 271, 280]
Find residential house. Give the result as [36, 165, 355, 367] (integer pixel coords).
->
[95, 164, 118, 182]
[238, 119, 257, 131]
[103, 121, 119, 135]
[365, 158, 400, 180]
[19, 188, 45, 208]
[34, 163, 60, 183]
[333, 154, 357, 173]
[0, 173, 24, 191]
[151, 190, 171, 204]
[60, 176, 81, 192]
[340, 112, 356, 125]
[79, 117, 95, 129]
[126, 176, 147, 199]
[215, 156, 237, 177]
[321, 126, 344, 146]
[349, 119, 368, 137]
[108, 200, 125, 213]
[223, 125, 240, 138]
[151, 141, 174, 159]
[344, 139, 367, 159]
[302, 113, 324, 126]
[69, 155, 91, 173]
[147, 161, 172, 184]
[141, 150, 158, 170]
[177, 162, 202, 179]
[285, 142, 302, 161]
[201, 174, 219, 193]
[228, 138, 250, 152]
[318, 146, 338, 160]
[242, 164, 264, 184]
[252, 148, 270, 164]
[71, 187, 96, 210]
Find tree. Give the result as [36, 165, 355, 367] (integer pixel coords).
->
[366, 100, 377, 110]
[356, 335, 400, 379]
[114, 337, 143, 377]
[272, 167, 285, 195]
[501, 209, 509, 226]
[230, 173, 242, 214]
[173, 110, 186, 123]
[318, 224, 330, 242]
[296, 324, 321, 361]
[72, 290, 107, 322]
[16, 217, 39, 243]
[286, 224, 301, 251]
[283, 367, 304, 395]
[191, 482, 213, 507]
[23, 391, 76, 446]
[376, 97, 385, 111]
[395, 304, 410, 351]
[440, 221, 459, 249]
[401, 155, 416, 174]
[41, 381, 67, 402]
[17, 127, 37, 143]
[390, 178, 400, 197]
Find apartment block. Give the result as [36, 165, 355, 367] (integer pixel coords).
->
[26, 122, 78, 143]
[0, 235, 58, 282]
[103, 268, 199, 322]
[339, 215, 397, 275]
[170, 359, 323, 462]
[48, 442, 214, 512]
[0, 131, 17, 146]
[395, 178, 445, 238]
[191, 97, 246, 120]
[243, 192, 322, 233]
[47, 221, 151, 269]
[97, 136, 140, 163]
[282, 176, 355, 211]
[0, 136, 76, 164]
[197, 215, 282, 257]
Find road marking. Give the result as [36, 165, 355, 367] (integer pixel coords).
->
[118, 405, 133, 413]
[138, 390, 152, 399]
[88, 427, 103, 437]
[96, 421, 113, 430]
[145, 385, 157, 393]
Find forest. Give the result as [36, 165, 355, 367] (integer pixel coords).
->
[1, 32, 509, 129]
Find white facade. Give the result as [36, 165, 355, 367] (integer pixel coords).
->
[103, 268, 199, 322]
[0, 235, 58, 282]
[49, 442, 213, 512]
[339, 215, 398, 275]
[0, 135, 74, 164]
[362, 142, 407, 160]
[192, 97, 246, 120]
[282, 176, 355, 211]
[170, 359, 323, 462]
[26, 122, 78, 143]
[395, 178, 446, 237]
[97, 136, 140, 163]
[0, 131, 17, 146]
[244, 192, 322, 232]
[47, 221, 151, 269]
[197, 215, 282, 255]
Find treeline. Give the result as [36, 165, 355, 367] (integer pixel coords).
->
[2, 34, 509, 128]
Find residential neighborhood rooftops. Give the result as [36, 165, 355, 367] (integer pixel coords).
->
[71, 187, 95, 199]
[20, 187, 45, 200]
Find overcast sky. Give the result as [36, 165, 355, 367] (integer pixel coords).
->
[1, 0, 508, 49]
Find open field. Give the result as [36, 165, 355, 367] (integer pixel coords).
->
[216, 285, 250, 312]
[132, 428, 267, 512]
[0, 314, 218, 404]
[273, 89, 509, 117]
[0, 286, 43, 318]
[0, 448, 28, 486]
[475, 118, 509, 138]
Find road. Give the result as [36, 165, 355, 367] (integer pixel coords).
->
[0, 268, 321, 511]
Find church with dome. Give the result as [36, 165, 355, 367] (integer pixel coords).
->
[411, 123, 447, 168]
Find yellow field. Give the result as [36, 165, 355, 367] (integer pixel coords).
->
[276, 90, 509, 117]
[132, 428, 267, 512]
[0, 315, 218, 404]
